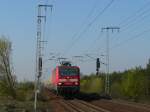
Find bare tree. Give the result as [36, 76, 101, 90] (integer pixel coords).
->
[0, 36, 16, 98]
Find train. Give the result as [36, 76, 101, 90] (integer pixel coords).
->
[50, 61, 80, 95]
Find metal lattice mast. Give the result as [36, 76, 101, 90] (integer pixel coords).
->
[35, 4, 53, 112]
[101, 27, 120, 95]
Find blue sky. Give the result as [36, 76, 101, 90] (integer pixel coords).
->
[0, 0, 150, 81]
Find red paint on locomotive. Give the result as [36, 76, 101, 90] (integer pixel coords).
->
[51, 65, 80, 94]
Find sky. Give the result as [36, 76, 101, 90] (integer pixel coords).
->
[0, 0, 150, 81]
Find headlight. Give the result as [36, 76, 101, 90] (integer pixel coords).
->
[58, 82, 62, 85]
[74, 82, 79, 85]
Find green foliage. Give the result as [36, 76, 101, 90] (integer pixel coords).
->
[0, 37, 16, 98]
[120, 68, 145, 101]
[0, 79, 9, 95]
[145, 59, 150, 96]
[80, 75, 104, 93]
[15, 81, 34, 101]
[81, 59, 150, 103]
[111, 82, 122, 98]
[17, 81, 34, 91]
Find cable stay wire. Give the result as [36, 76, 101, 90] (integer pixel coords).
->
[62, 0, 115, 56]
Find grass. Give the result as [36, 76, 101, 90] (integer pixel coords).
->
[0, 94, 52, 112]
[0, 81, 52, 112]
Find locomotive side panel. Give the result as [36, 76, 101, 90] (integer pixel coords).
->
[51, 67, 58, 91]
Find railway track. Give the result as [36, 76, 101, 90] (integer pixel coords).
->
[59, 100, 84, 112]
[59, 99, 111, 112]
[45, 88, 111, 112]
[109, 99, 150, 110]
[91, 99, 150, 112]
[45, 88, 150, 112]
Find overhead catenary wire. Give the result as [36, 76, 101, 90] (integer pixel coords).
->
[120, 6, 150, 32]
[62, 0, 115, 56]
[62, 0, 99, 56]
[113, 10, 150, 43]
[70, 0, 98, 41]
[112, 14, 150, 48]
[84, 0, 150, 56]
[111, 1, 150, 42]
[93, 1, 150, 74]
[45, 0, 150, 75]
[118, 1, 150, 27]
[88, 0, 150, 55]
[111, 28, 150, 50]
[85, 31, 104, 54]
[110, 11, 150, 47]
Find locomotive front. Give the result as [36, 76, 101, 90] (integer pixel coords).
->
[57, 65, 80, 94]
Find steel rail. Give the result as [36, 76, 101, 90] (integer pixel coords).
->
[58, 100, 85, 112]
[74, 100, 111, 112]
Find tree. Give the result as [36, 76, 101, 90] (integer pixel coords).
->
[146, 59, 150, 96]
[121, 67, 146, 101]
[0, 37, 16, 98]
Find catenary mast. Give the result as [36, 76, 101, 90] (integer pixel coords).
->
[34, 4, 53, 112]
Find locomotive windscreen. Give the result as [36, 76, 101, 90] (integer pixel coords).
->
[59, 67, 79, 76]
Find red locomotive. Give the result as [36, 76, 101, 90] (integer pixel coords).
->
[51, 61, 80, 95]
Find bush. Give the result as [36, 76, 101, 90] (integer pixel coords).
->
[80, 75, 104, 94]
[15, 81, 34, 101]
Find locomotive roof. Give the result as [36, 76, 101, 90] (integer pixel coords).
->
[58, 65, 79, 68]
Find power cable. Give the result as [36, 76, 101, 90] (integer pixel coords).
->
[121, 7, 150, 30]
[85, 31, 104, 54]
[62, 0, 99, 56]
[113, 10, 150, 43]
[111, 28, 150, 50]
[112, 1, 150, 42]
[84, 1, 150, 62]
[63, 0, 114, 55]
[70, 0, 98, 41]
[112, 8, 150, 46]
[119, 1, 150, 26]
[84, 1, 150, 56]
